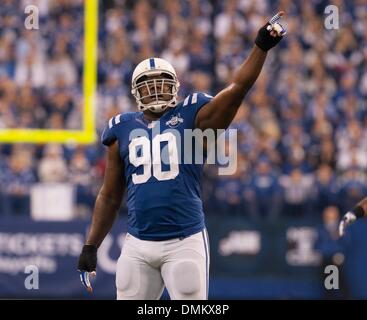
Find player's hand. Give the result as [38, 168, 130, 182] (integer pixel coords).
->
[339, 212, 357, 237]
[255, 11, 286, 52]
[77, 244, 97, 292]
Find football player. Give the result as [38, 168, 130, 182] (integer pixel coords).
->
[78, 12, 286, 299]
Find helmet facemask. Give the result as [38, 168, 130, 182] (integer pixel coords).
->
[132, 73, 180, 113]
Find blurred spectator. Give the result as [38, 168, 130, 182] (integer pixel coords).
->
[68, 148, 95, 217]
[311, 164, 339, 215]
[1, 146, 36, 215]
[248, 158, 282, 221]
[309, 137, 336, 170]
[38, 144, 68, 183]
[336, 120, 367, 171]
[215, 153, 248, 216]
[279, 168, 314, 217]
[337, 167, 367, 214]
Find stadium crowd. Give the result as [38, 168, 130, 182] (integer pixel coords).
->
[0, 0, 367, 220]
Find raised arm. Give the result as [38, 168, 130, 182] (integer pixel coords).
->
[195, 12, 286, 131]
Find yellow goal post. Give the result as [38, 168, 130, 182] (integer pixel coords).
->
[0, 0, 98, 144]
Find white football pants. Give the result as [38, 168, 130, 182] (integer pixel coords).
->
[116, 229, 210, 300]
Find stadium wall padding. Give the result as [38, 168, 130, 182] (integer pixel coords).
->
[0, 216, 366, 299]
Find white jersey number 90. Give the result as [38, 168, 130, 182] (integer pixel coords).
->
[129, 132, 179, 184]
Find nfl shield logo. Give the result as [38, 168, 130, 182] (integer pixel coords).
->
[166, 113, 184, 128]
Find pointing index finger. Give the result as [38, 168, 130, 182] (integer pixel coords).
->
[269, 11, 285, 25]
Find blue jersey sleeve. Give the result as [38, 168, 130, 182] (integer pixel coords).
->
[180, 92, 213, 128]
[189, 92, 213, 114]
[101, 115, 121, 146]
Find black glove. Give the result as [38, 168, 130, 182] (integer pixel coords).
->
[78, 244, 97, 272]
[255, 11, 286, 52]
[78, 244, 97, 292]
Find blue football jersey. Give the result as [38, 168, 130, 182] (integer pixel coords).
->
[101, 92, 213, 240]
